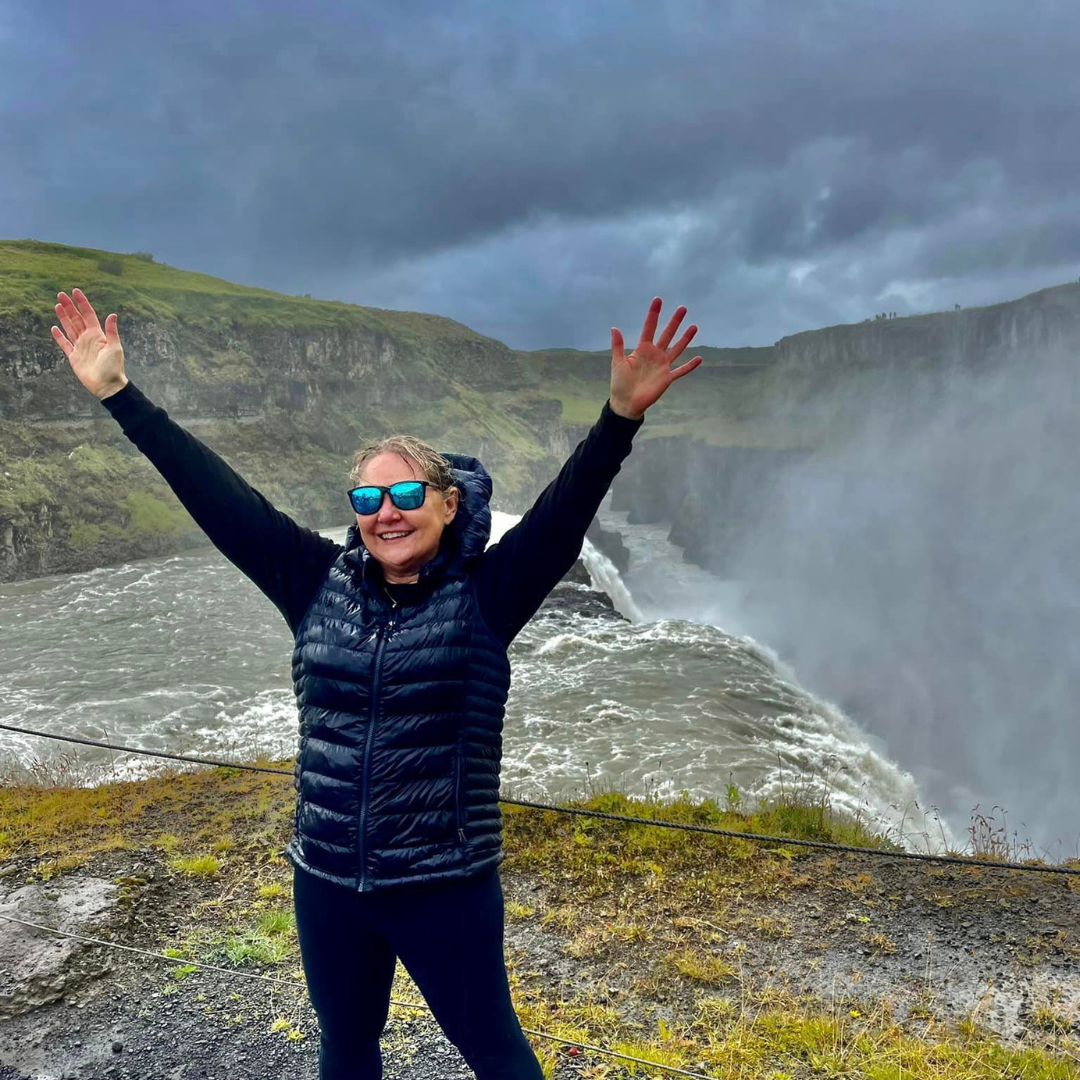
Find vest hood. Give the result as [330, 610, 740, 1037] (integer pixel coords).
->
[343, 451, 494, 568]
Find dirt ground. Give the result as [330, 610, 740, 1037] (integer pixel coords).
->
[1, 841, 1078, 1079]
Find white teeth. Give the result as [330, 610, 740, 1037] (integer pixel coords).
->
[379, 532, 412, 540]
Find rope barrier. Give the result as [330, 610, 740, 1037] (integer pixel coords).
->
[0, 913, 719, 1080]
[498, 797, 1080, 874]
[2, 721, 1079, 877]
[2, 723, 1078, 1072]
[0, 722, 290, 776]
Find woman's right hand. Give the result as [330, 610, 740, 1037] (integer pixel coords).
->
[51, 288, 129, 400]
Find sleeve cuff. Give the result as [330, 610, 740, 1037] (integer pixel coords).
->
[99, 380, 157, 432]
[601, 399, 646, 429]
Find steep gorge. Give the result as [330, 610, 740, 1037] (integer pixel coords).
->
[610, 280, 1080, 576]
[0, 243, 579, 581]
[4, 239, 1080, 587]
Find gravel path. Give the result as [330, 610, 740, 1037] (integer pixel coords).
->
[0, 934, 587, 1080]
[2, 844, 1078, 1077]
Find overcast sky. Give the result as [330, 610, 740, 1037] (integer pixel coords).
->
[4, 0, 1080, 350]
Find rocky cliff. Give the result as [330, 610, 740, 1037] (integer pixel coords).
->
[610, 280, 1080, 575]
[750, 281, 1080, 445]
[4, 237, 1079, 586]
[0, 242, 655, 582]
[775, 282, 1080, 376]
[610, 440, 808, 575]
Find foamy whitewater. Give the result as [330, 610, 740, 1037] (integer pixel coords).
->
[0, 497, 949, 850]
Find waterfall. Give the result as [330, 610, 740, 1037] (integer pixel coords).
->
[488, 510, 642, 622]
[579, 538, 643, 623]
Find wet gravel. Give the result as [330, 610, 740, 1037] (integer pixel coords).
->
[2, 847, 1078, 1077]
[0, 933, 596, 1080]
[0, 856, 593, 1080]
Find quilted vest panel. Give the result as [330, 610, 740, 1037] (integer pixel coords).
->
[284, 522, 511, 892]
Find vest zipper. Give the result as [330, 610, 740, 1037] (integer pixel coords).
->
[357, 590, 397, 892]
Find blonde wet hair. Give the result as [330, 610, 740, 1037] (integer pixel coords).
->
[349, 435, 458, 499]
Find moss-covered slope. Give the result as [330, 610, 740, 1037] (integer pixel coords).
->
[7, 239, 1079, 585]
[0, 240, 724, 582]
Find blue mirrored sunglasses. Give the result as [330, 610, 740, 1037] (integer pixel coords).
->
[347, 480, 434, 516]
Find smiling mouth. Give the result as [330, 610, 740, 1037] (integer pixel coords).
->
[378, 531, 413, 542]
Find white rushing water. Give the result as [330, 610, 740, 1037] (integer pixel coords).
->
[0, 504, 950, 851]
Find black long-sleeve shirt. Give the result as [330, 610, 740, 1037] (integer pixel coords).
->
[100, 381, 642, 645]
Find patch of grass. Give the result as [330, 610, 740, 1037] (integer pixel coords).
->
[501, 784, 902, 912]
[257, 908, 295, 937]
[607, 919, 648, 943]
[1031, 1005, 1072, 1035]
[270, 1017, 307, 1042]
[863, 931, 898, 955]
[754, 916, 793, 939]
[0, 239, 486, 338]
[694, 994, 737, 1026]
[665, 948, 737, 985]
[540, 387, 609, 426]
[175, 908, 297, 970]
[216, 928, 293, 967]
[582, 996, 1076, 1079]
[170, 853, 222, 876]
[0, 739, 296, 866]
[513, 984, 1080, 1078]
[122, 488, 192, 540]
[541, 905, 580, 933]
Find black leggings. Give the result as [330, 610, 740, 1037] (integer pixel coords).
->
[292, 865, 544, 1080]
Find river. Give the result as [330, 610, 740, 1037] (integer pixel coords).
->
[0, 497, 943, 849]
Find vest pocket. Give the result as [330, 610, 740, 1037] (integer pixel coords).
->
[454, 749, 467, 845]
[294, 734, 309, 837]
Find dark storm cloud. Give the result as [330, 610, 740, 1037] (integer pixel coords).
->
[3, 0, 1080, 347]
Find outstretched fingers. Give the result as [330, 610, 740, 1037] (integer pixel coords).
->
[611, 326, 626, 363]
[71, 288, 102, 332]
[55, 292, 86, 343]
[666, 322, 697, 359]
[669, 355, 703, 381]
[656, 306, 689, 351]
[639, 296, 662, 344]
[50, 324, 73, 358]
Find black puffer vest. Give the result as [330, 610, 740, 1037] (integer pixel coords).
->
[284, 453, 511, 891]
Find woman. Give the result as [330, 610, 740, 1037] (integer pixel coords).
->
[51, 287, 702, 1079]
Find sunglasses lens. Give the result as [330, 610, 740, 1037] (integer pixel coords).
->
[390, 481, 425, 510]
[351, 487, 383, 515]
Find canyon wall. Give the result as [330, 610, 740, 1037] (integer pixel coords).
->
[0, 243, 583, 582]
[4, 236, 1079, 586]
[611, 281, 1080, 576]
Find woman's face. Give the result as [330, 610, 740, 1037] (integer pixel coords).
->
[355, 452, 459, 584]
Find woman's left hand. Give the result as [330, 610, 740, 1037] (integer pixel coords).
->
[609, 297, 704, 420]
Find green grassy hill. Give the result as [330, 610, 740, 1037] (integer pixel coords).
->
[7, 239, 1073, 584]
[0, 239, 738, 582]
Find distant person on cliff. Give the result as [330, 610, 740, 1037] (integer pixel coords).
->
[50, 287, 703, 1080]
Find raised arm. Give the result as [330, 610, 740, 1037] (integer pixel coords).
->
[474, 401, 643, 645]
[475, 296, 703, 644]
[52, 289, 339, 634]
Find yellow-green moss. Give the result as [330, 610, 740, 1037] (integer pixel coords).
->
[3, 759, 1077, 1079]
[170, 853, 222, 876]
